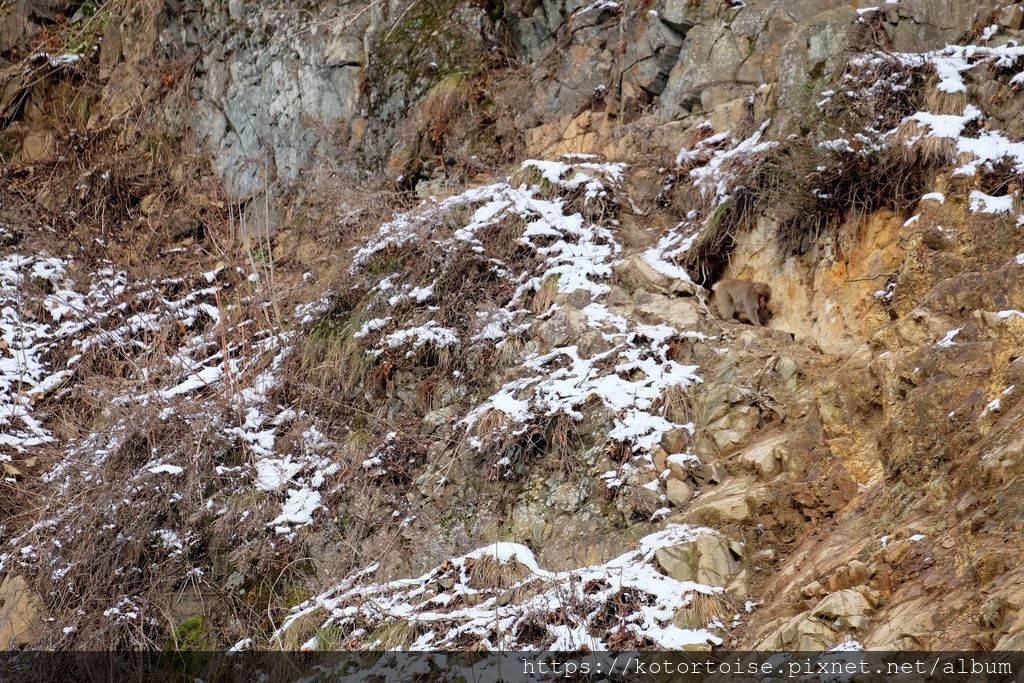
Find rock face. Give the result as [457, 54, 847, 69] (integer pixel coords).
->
[0, 0, 1005, 200]
[6, 0, 1024, 656]
[180, 2, 374, 198]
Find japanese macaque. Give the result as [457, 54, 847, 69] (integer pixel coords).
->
[712, 278, 772, 326]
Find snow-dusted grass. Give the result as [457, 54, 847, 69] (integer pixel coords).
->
[0, 254, 349, 645]
[275, 524, 725, 650]
[349, 157, 702, 469]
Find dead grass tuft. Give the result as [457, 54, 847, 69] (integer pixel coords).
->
[922, 79, 969, 115]
[464, 555, 531, 590]
[658, 384, 693, 426]
[529, 274, 561, 314]
[890, 121, 959, 167]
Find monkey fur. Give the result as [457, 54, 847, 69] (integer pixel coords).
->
[711, 278, 772, 327]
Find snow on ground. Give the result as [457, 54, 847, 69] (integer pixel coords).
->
[275, 524, 725, 651]
[466, 326, 700, 456]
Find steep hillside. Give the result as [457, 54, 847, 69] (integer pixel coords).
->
[2, 0, 1024, 653]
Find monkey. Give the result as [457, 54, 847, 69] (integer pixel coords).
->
[711, 278, 772, 327]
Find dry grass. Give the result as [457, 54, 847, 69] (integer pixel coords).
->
[471, 408, 512, 440]
[681, 71, 938, 276]
[420, 72, 473, 145]
[464, 555, 531, 590]
[658, 384, 693, 426]
[923, 79, 968, 115]
[691, 591, 731, 623]
[890, 121, 959, 167]
[529, 274, 561, 314]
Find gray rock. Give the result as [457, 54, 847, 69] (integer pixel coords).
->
[0, 9, 37, 54]
[655, 533, 741, 586]
[186, 4, 367, 198]
[534, 306, 588, 352]
[614, 255, 702, 297]
[621, 14, 685, 99]
[420, 407, 456, 436]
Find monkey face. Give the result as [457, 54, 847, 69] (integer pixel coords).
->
[754, 283, 771, 309]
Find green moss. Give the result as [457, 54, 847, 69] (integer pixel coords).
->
[250, 246, 271, 264]
[166, 616, 211, 652]
[284, 586, 312, 610]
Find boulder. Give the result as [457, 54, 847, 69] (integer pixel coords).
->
[1000, 5, 1024, 30]
[666, 478, 694, 508]
[863, 596, 936, 649]
[614, 255, 701, 297]
[737, 434, 789, 478]
[635, 293, 701, 330]
[811, 589, 873, 630]
[615, 483, 661, 520]
[775, 356, 799, 389]
[654, 533, 741, 586]
[21, 132, 53, 163]
[756, 612, 840, 651]
[420, 406, 456, 436]
[621, 13, 684, 98]
[686, 477, 765, 525]
[660, 428, 690, 455]
[0, 575, 41, 648]
[696, 406, 758, 454]
[709, 97, 750, 134]
[534, 306, 588, 352]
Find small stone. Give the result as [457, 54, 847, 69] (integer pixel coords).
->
[666, 478, 694, 507]
[693, 461, 726, 485]
[652, 446, 669, 473]
[99, 15, 122, 80]
[672, 604, 706, 629]
[660, 428, 690, 454]
[1000, 5, 1024, 30]
[800, 581, 823, 598]
[225, 571, 245, 591]
[140, 193, 163, 216]
[980, 597, 1007, 629]
[21, 133, 52, 163]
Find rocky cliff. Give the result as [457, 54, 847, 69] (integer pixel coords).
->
[2, 0, 1024, 652]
